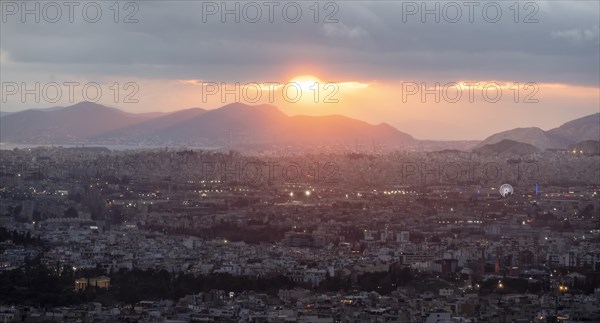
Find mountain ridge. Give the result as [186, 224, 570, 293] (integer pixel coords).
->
[473, 139, 540, 156]
[0, 102, 416, 148]
[474, 113, 599, 151]
[1, 102, 597, 152]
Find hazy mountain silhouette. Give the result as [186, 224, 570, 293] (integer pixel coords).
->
[0, 102, 415, 147]
[150, 103, 415, 147]
[474, 113, 599, 151]
[473, 139, 540, 156]
[283, 114, 414, 145]
[152, 103, 288, 143]
[0, 102, 153, 143]
[547, 113, 600, 144]
[1, 102, 596, 151]
[96, 107, 207, 142]
[474, 127, 561, 150]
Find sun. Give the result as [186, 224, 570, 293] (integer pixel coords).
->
[289, 75, 322, 92]
[282, 74, 368, 105]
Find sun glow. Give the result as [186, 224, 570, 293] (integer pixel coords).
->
[289, 75, 322, 92]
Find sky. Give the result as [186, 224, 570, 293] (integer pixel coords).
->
[0, 0, 599, 140]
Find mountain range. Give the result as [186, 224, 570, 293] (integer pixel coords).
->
[0, 102, 598, 152]
[472, 139, 540, 156]
[474, 113, 600, 151]
[0, 102, 415, 149]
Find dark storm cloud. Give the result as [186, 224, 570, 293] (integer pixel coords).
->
[1, 1, 598, 85]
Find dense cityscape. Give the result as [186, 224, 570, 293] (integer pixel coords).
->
[0, 146, 598, 322]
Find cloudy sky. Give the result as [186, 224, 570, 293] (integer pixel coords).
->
[1, 0, 598, 140]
